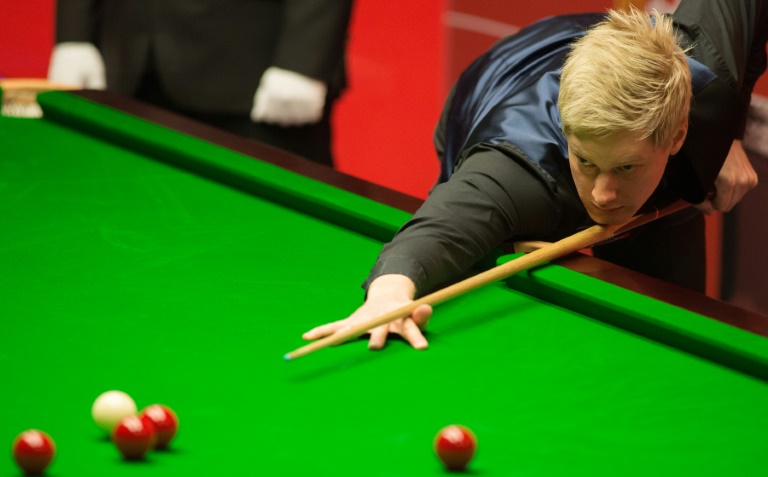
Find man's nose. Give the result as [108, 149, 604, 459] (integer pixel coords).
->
[592, 172, 618, 205]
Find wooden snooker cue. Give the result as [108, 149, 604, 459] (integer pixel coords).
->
[513, 199, 690, 253]
[284, 200, 689, 361]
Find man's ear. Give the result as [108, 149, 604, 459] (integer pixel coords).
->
[669, 121, 688, 155]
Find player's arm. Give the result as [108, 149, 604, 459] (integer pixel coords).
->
[675, 0, 768, 212]
[707, 1, 768, 212]
[698, 139, 758, 214]
[675, 0, 768, 128]
[376, 146, 565, 294]
[303, 146, 564, 349]
[736, 1, 768, 123]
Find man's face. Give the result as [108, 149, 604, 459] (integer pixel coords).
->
[567, 131, 671, 225]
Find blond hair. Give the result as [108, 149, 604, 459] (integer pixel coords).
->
[559, 8, 691, 148]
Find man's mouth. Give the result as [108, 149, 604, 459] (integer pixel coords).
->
[592, 203, 623, 212]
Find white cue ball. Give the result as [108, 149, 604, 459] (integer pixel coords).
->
[91, 390, 137, 432]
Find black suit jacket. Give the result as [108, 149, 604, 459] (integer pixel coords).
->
[55, 0, 353, 114]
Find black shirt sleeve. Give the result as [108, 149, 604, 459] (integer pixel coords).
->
[362, 145, 566, 297]
[674, 0, 768, 137]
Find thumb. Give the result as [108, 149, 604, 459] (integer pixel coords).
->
[411, 304, 433, 329]
[695, 199, 715, 216]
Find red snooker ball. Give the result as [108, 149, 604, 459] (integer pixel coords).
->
[434, 424, 477, 471]
[140, 404, 178, 449]
[12, 429, 56, 476]
[112, 415, 156, 460]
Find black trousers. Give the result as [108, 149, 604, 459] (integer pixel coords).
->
[592, 208, 706, 293]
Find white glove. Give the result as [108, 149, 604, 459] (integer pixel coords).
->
[48, 42, 106, 89]
[251, 67, 327, 126]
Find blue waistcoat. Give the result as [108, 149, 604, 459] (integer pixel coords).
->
[441, 13, 739, 204]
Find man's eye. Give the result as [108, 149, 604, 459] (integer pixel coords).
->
[577, 157, 591, 166]
[619, 165, 635, 172]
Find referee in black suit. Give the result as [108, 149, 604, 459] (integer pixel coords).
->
[49, 0, 355, 166]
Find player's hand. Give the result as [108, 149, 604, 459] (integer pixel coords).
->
[48, 42, 107, 89]
[697, 140, 758, 214]
[302, 274, 433, 350]
[251, 67, 327, 127]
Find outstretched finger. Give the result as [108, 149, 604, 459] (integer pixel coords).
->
[302, 319, 348, 340]
[401, 318, 428, 350]
[368, 323, 391, 350]
[695, 199, 715, 216]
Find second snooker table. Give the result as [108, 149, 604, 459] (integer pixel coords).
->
[1, 90, 768, 476]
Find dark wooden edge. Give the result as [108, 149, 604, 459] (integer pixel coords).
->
[555, 253, 768, 338]
[71, 90, 424, 214]
[71, 90, 768, 338]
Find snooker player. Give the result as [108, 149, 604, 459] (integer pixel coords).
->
[303, 1, 768, 350]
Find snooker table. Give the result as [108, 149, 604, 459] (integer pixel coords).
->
[2, 90, 768, 476]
